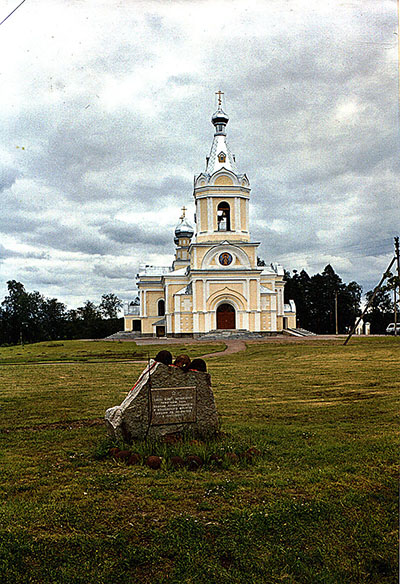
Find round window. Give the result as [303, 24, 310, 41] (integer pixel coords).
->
[219, 252, 233, 266]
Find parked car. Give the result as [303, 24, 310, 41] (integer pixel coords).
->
[385, 323, 400, 335]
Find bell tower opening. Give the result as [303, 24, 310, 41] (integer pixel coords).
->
[217, 202, 231, 231]
[216, 303, 236, 329]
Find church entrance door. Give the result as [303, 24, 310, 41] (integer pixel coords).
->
[217, 303, 236, 329]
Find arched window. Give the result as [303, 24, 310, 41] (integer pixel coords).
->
[158, 299, 165, 316]
[217, 202, 230, 231]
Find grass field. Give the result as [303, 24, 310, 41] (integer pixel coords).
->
[0, 337, 398, 583]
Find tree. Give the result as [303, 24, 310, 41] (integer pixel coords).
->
[284, 266, 362, 334]
[284, 269, 313, 330]
[0, 281, 43, 344]
[364, 288, 394, 334]
[39, 298, 67, 340]
[0, 283, 124, 345]
[99, 293, 123, 319]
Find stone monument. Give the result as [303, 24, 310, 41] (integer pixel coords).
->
[105, 360, 219, 441]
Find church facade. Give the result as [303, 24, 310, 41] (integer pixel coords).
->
[124, 98, 296, 337]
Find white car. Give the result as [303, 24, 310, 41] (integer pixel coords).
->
[385, 323, 400, 335]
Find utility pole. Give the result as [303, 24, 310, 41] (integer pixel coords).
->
[395, 237, 400, 336]
[335, 290, 339, 335]
[344, 255, 396, 345]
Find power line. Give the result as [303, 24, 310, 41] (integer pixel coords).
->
[0, 0, 27, 28]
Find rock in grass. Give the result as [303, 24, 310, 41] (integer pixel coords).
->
[185, 454, 203, 470]
[241, 447, 261, 460]
[162, 433, 182, 445]
[170, 455, 185, 469]
[189, 439, 204, 446]
[146, 455, 162, 469]
[115, 450, 131, 461]
[127, 453, 141, 466]
[225, 452, 239, 464]
[209, 453, 224, 467]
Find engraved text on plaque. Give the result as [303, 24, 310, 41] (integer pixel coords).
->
[151, 386, 197, 425]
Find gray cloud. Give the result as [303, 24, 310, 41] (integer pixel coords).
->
[0, 1, 398, 306]
[100, 220, 172, 248]
[0, 167, 19, 192]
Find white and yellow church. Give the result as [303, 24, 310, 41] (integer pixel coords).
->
[124, 96, 296, 337]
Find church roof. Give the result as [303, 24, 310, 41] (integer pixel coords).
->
[206, 133, 238, 175]
[204, 100, 239, 175]
[165, 267, 187, 277]
[138, 265, 172, 276]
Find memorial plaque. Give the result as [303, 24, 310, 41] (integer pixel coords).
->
[105, 362, 219, 441]
[151, 386, 197, 425]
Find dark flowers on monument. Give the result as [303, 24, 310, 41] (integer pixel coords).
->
[173, 354, 191, 371]
[154, 350, 173, 366]
[190, 358, 207, 372]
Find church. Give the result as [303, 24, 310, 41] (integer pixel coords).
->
[124, 95, 296, 337]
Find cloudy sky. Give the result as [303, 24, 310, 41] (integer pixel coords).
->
[0, 0, 398, 310]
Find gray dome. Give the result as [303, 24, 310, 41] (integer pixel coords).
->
[175, 217, 194, 241]
[212, 107, 229, 126]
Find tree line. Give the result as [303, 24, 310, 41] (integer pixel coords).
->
[0, 266, 396, 345]
[283, 264, 396, 334]
[0, 281, 123, 345]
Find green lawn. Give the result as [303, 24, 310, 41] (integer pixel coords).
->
[0, 337, 398, 583]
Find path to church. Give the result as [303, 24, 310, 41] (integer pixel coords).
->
[132, 337, 322, 359]
[104, 335, 342, 361]
[131, 337, 246, 358]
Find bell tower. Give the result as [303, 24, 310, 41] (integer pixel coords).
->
[173, 206, 194, 270]
[193, 92, 251, 244]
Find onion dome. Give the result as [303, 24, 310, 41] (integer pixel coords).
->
[174, 217, 194, 245]
[211, 107, 229, 135]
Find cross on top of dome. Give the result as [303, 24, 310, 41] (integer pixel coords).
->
[215, 90, 224, 107]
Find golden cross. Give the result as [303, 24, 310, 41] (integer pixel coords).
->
[215, 90, 224, 107]
[181, 206, 187, 219]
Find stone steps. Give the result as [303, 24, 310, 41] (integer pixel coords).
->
[197, 330, 273, 340]
[105, 331, 142, 340]
[283, 327, 316, 337]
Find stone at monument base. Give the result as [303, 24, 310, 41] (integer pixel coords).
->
[105, 360, 219, 441]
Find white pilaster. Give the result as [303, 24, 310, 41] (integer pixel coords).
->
[235, 197, 240, 233]
[174, 295, 181, 334]
[142, 290, 147, 317]
[207, 198, 213, 233]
